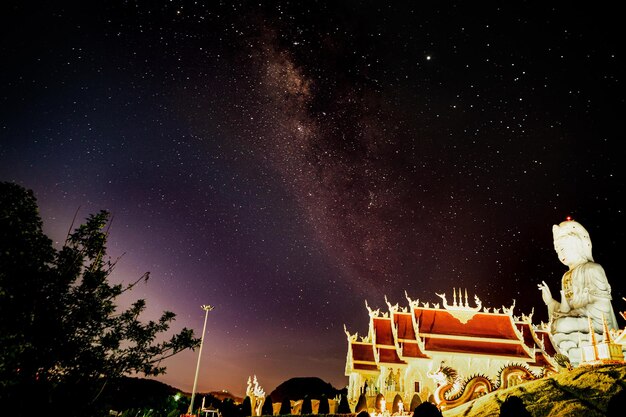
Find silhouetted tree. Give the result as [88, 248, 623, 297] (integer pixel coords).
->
[0, 182, 199, 417]
[301, 395, 312, 414]
[337, 394, 351, 413]
[279, 397, 292, 415]
[499, 395, 531, 417]
[222, 398, 242, 417]
[355, 393, 367, 413]
[318, 394, 330, 414]
[261, 396, 274, 416]
[241, 396, 252, 416]
[409, 393, 422, 412]
[412, 402, 442, 417]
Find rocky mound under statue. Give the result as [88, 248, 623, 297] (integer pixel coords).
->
[537, 219, 619, 365]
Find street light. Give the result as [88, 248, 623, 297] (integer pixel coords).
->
[188, 304, 214, 415]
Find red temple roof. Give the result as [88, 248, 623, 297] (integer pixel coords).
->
[423, 337, 531, 359]
[351, 342, 376, 363]
[373, 317, 395, 346]
[372, 316, 407, 365]
[378, 346, 406, 365]
[413, 308, 532, 358]
[346, 296, 556, 374]
[391, 311, 429, 359]
[394, 312, 417, 340]
[534, 329, 558, 357]
[400, 341, 430, 358]
[415, 309, 521, 340]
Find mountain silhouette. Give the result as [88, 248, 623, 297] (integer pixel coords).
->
[269, 377, 346, 402]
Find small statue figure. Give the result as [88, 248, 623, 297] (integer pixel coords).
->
[537, 219, 619, 364]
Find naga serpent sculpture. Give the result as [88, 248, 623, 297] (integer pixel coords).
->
[428, 363, 539, 410]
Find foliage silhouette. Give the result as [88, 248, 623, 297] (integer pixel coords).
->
[499, 395, 531, 417]
[0, 182, 199, 416]
[412, 402, 442, 417]
[279, 397, 292, 415]
[261, 396, 274, 416]
[221, 398, 242, 417]
[337, 393, 351, 413]
[318, 394, 330, 414]
[301, 395, 312, 414]
[241, 396, 252, 416]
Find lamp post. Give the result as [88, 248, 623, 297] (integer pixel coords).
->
[188, 304, 214, 416]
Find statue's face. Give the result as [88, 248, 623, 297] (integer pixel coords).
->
[554, 235, 585, 266]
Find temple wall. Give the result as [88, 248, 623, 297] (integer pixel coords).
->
[348, 354, 548, 408]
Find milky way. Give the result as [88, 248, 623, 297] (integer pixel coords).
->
[1, 1, 624, 395]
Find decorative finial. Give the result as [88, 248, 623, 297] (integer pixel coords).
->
[602, 315, 612, 343]
[453, 288, 457, 307]
[464, 288, 469, 308]
[588, 317, 597, 345]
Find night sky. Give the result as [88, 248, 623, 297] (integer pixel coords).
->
[1, 1, 624, 396]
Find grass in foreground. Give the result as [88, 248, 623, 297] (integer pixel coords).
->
[442, 363, 626, 417]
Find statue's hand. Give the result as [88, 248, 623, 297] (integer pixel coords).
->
[538, 281, 552, 305]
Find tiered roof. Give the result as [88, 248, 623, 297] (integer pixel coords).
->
[345, 291, 557, 374]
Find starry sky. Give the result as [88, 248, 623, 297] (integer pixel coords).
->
[1, 1, 624, 397]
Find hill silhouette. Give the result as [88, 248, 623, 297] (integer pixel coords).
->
[269, 377, 346, 402]
[443, 363, 626, 417]
[102, 377, 181, 411]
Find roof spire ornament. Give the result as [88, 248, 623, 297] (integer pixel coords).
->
[435, 290, 483, 324]
[602, 315, 612, 343]
[588, 317, 599, 361]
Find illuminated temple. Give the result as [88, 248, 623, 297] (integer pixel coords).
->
[344, 290, 559, 410]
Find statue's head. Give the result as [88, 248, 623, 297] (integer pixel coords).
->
[552, 219, 593, 264]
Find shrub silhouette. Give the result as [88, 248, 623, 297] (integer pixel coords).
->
[301, 395, 312, 415]
[499, 395, 531, 417]
[241, 396, 252, 416]
[261, 396, 274, 416]
[318, 394, 330, 414]
[337, 394, 351, 414]
[412, 402, 442, 417]
[279, 398, 291, 415]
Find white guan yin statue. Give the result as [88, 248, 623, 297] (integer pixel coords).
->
[537, 219, 619, 365]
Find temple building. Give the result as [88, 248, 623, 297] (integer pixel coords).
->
[344, 290, 558, 410]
